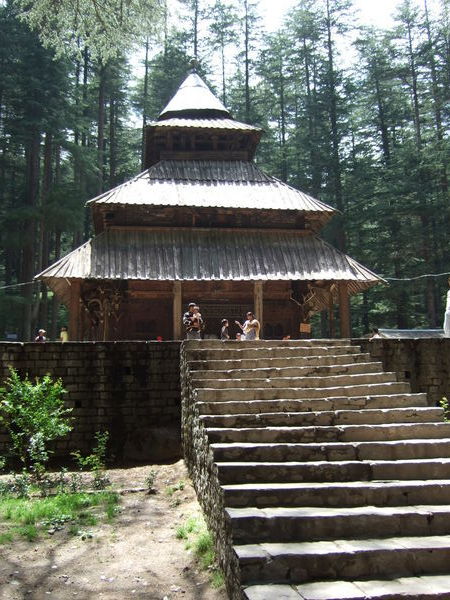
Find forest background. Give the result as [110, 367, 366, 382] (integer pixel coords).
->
[0, 0, 449, 341]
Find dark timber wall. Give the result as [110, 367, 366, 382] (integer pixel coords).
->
[0, 342, 181, 462]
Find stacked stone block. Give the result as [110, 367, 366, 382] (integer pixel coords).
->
[0, 341, 181, 462]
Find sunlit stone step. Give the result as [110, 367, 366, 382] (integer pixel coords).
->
[201, 407, 443, 428]
[216, 458, 450, 484]
[206, 422, 450, 444]
[227, 504, 450, 544]
[186, 345, 361, 361]
[235, 536, 450, 585]
[188, 352, 372, 371]
[222, 479, 450, 508]
[197, 393, 429, 415]
[192, 372, 398, 389]
[196, 381, 411, 402]
[212, 437, 450, 463]
[192, 361, 383, 379]
[244, 575, 450, 600]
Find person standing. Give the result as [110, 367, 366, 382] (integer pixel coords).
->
[220, 319, 230, 340]
[235, 311, 260, 340]
[444, 278, 450, 338]
[183, 302, 204, 340]
[59, 326, 69, 342]
[35, 329, 46, 342]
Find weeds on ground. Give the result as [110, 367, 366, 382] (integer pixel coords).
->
[176, 514, 224, 588]
[71, 431, 111, 489]
[440, 397, 450, 421]
[165, 480, 185, 496]
[0, 490, 119, 544]
[145, 469, 157, 494]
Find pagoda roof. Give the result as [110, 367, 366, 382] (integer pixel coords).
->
[35, 228, 383, 309]
[88, 160, 335, 219]
[148, 116, 260, 132]
[159, 73, 230, 120]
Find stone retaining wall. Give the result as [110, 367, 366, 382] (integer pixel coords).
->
[354, 338, 450, 406]
[0, 342, 181, 462]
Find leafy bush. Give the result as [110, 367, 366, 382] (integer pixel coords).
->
[0, 368, 72, 475]
[440, 397, 450, 421]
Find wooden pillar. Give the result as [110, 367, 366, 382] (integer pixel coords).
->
[173, 281, 182, 340]
[338, 281, 351, 338]
[68, 279, 81, 341]
[328, 286, 335, 338]
[254, 281, 263, 338]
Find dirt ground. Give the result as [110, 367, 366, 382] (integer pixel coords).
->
[0, 461, 229, 600]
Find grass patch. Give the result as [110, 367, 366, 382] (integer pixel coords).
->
[0, 491, 119, 544]
[176, 514, 224, 589]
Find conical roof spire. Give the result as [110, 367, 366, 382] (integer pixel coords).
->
[158, 72, 230, 120]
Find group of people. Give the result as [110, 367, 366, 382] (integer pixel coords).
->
[34, 326, 69, 343]
[183, 302, 260, 341]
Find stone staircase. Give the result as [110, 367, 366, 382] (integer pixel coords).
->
[180, 339, 450, 600]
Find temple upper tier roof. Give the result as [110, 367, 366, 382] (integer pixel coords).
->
[87, 160, 336, 232]
[158, 72, 231, 120]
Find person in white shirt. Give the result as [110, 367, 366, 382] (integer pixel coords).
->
[444, 278, 450, 338]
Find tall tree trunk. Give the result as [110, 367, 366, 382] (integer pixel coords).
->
[325, 0, 346, 251]
[244, 0, 251, 122]
[21, 129, 41, 341]
[38, 132, 52, 330]
[97, 63, 106, 195]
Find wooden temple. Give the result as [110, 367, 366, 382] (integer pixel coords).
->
[36, 71, 382, 341]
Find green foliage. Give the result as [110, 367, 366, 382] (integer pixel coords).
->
[0, 368, 71, 475]
[145, 469, 157, 493]
[176, 514, 224, 588]
[165, 480, 185, 496]
[440, 397, 450, 421]
[71, 431, 109, 473]
[14, 0, 163, 61]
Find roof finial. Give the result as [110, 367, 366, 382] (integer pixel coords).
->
[189, 57, 198, 73]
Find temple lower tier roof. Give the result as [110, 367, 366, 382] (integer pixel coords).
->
[36, 228, 383, 307]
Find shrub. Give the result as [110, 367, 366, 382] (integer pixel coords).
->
[0, 368, 71, 475]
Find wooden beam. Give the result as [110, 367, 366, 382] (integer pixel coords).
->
[68, 280, 81, 341]
[254, 281, 264, 338]
[338, 281, 351, 338]
[173, 281, 182, 340]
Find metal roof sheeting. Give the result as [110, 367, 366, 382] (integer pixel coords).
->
[149, 117, 260, 131]
[159, 73, 230, 119]
[88, 160, 335, 214]
[36, 229, 382, 288]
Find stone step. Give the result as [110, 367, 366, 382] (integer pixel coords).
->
[192, 361, 383, 379]
[211, 437, 450, 463]
[197, 393, 429, 415]
[206, 422, 450, 444]
[216, 458, 450, 484]
[227, 504, 450, 544]
[186, 345, 362, 361]
[188, 352, 372, 371]
[196, 381, 411, 402]
[222, 479, 450, 508]
[244, 575, 450, 600]
[192, 372, 398, 390]
[201, 407, 443, 428]
[235, 535, 450, 585]
[185, 339, 353, 349]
